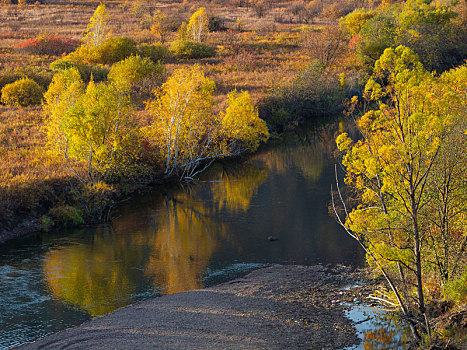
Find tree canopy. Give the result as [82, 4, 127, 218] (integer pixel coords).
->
[335, 46, 467, 335]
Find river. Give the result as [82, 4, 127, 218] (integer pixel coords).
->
[0, 121, 369, 348]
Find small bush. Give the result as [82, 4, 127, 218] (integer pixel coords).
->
[133, 29, 155, 44]
[170, 40, 216, 59]
[47, 205, 84, 227]
[208, 16, 227, 31]
[65, 37, 138, 65]
[50, 59, 109, 83]
[82, 64, 110, 82]
[98, 37, 138, 64]
[0, 69, 21, 91]
[108, 55, 163, 86]
[258, 60, 348, 131]
[0, 68, 53, 91]
[109, 55, 164, 106]
[443, 272, 467, 305]
[13, 33, 80, 56]
[139, 43, 170, 62]
[49, 59, 77, 71]
[79, 182, 116, 223]
[15, 67, 53, 90]
[1, 78, 43, 106]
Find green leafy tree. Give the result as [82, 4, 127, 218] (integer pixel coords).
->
[350, 0, 467, 72]
[357, 12, 396, 67]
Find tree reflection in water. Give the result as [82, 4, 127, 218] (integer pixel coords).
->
[347, 304, 414, 350]
[42, 228, 145, 317]
[144, 194, 226, 294]
[211, 163, 269, 213]
[41, 121, 362, 318]
[42, 160, 269, 313]
[362, 312, 413, 350]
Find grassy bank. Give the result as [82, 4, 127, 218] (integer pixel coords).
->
[0, 0, 361, 239]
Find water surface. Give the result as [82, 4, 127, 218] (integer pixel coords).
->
[0, 122, 366, 348]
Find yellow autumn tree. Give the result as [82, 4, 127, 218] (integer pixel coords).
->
[144, 66, 269, 181]
[43, 67, 85, 160]
[84, 4, 109, 48]
[186, 7, 209, 43]
[334, 46, 467, 337]
[144, 65, 220, 179]
[221, 90, 269, 153]
[44, 68, 137, 181]
[150, 10, 170, 43]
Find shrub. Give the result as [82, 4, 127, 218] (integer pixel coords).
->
[65, 44, 98, 64]
[208, 16, 227, 31]
[170, 40, 216, 59]
[1, 78, 43, 106]
[108, 55, 164, 105]
[65, 37, 137, 65]
[443, 272, 467, 305]
[258, 60, 348, 131]
[0, 69, 21, 91]
[108, 55, 163, 87]
[0, 68, 53, 91]
[132, 29, 155, 44]
[79, 182, 116, 222]
[50, 59, 109, 83]
[108, 56, 164, 107]
[49, 59, 77, 71]
[139, 43, 170, 62]
[98, 37, 138, 64]
[15, 67, 53, 90]
[13, 33, 80, 56]
[47, 205, 84, 227]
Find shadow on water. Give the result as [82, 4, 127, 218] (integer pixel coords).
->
[0, 120, 414, 349]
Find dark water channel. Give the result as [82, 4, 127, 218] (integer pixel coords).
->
[0, 122, 407, 349]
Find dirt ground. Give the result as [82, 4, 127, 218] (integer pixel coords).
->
[15, 265, 376, 350]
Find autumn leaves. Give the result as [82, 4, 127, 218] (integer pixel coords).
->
[335, 46, 467, 333]
[43, 61, 269, 183]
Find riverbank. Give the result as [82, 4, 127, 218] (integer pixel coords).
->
[15, 265, 379, 350]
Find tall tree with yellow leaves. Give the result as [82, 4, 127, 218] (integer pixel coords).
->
[84, 4, 110, 48]
[186, 7, 209, 43]
[334, 46, 466, 337]
[144, 66, 269, 180]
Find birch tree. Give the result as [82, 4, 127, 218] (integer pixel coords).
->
[186, 7, 209, 43]
[84, 4, 109, 48]
[144, 65, 220, 179]
[334, 46, 466, 337]
[44, 69, 136, 182]
[144, 66, 269, 180]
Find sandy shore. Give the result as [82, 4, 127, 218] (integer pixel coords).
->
[15, 265, 373, 350]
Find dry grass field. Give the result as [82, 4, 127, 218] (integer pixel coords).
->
[0, 0, 331, 230]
